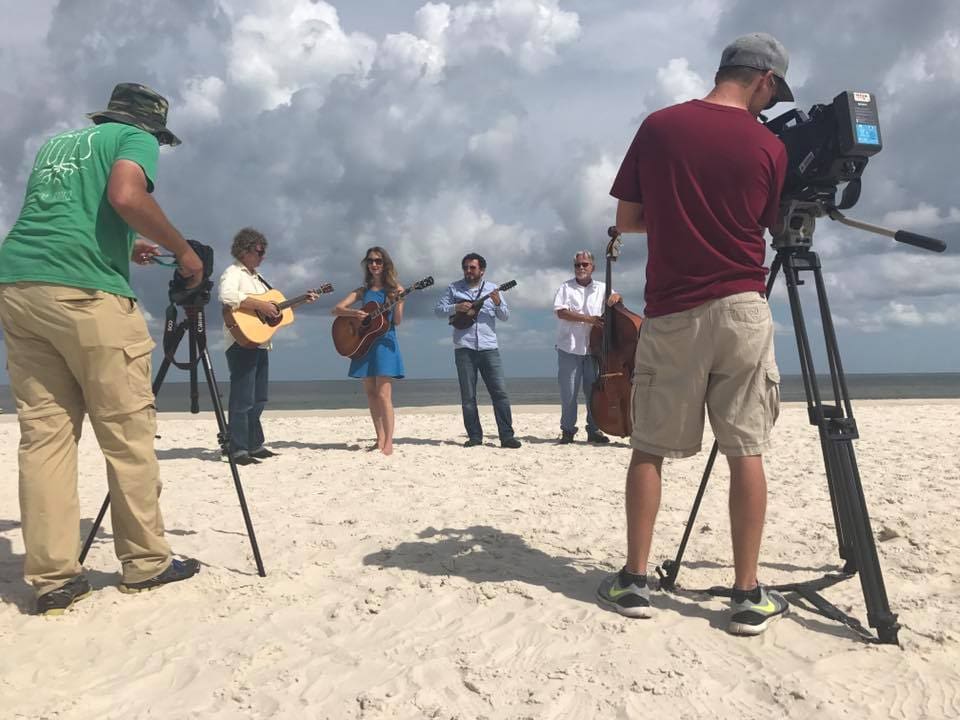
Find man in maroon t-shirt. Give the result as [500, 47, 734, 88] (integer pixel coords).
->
[597, 33, 792, 636]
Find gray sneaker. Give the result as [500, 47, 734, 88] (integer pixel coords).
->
[597, 569, 653, 618]
[728, 584, 788, 636]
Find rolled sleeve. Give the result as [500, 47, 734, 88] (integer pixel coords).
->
[435, 285, 457, 318]
[217, 265, 247, 309]
[553, 284, 567, 312]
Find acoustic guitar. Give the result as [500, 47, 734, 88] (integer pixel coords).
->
[448, 280, 517, 329]
[223, 284, 334, 348]
[331, 276, 435, 359]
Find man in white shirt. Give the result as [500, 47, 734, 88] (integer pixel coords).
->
[217, 227, 317, 464]
[553, 250, 621, 444]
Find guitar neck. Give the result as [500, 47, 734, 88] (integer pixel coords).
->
[369, 288, 412, 320]
[277, 294, 311, 311]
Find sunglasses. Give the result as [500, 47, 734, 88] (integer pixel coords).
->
[574, 262, 592, 268]
[365, 258, 384, 265]
[254, 247, 265, 257]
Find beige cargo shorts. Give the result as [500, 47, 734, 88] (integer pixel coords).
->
[630, 291, 780, 458]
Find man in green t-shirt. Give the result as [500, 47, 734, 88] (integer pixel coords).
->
[0, 83, 204, 615]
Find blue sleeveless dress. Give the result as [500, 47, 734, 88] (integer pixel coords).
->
[348, 288, 405, 379]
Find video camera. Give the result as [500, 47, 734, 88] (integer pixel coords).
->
[168, 239, 215, 306]
[764, 90, 882, 210]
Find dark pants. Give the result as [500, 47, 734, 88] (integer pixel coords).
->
[226, 344, 269, 456]
[454, 347, 514, 442]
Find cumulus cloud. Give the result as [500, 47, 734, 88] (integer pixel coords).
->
[882, 202, 960, 230]
[0, 0, 957, 379]
[656, 58, 709, 105]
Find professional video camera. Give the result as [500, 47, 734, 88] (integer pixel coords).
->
[764, 90, 881, 209]
[168, 238, 215, 306]
[760, 90, 942, 253]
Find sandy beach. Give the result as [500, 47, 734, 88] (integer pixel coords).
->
[1, 400, 959, 719]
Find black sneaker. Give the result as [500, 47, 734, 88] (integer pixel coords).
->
[558, 430, 575, 444]
[119, 558, 201, 594]
[463, 438, 483, 448]
[36, 576, 92, 616]
[250, 448, 279, 459]
[500, 438, 522, 449]
[587, 431, 610, 444]
[233, 455, 261, 466]
[597, 568, 653, 618]
[728, 584, 788, 636]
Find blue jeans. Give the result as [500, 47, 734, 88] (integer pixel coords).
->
[557, 349, 599, 434]
[454, 347, 514, 442]
[226, 344, 269, 456]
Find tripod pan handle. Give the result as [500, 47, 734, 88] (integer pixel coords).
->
[894, 230, 946, 253]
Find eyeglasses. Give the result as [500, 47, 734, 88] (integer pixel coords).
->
[365, 258, 384, 265]
[255, 247, 265, 257]
[574, 263, 592, 268]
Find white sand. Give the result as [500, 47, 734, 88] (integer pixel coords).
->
[1, 401, 959, 719]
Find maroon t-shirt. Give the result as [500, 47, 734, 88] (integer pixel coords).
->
[610, 99, 787, 317]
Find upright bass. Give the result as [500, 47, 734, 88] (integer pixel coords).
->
[589, 226, 644, 437]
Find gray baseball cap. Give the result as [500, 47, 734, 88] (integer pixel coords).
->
[719, 32, 794, 104]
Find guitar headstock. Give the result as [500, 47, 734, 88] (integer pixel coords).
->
[606, 226, 623, 261]
[315, 283, 334, 295]
[412, 276, 434, 291]
[500, 280, 518, 292]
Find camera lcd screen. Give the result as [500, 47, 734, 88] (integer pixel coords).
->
[856, 123, 880, 145]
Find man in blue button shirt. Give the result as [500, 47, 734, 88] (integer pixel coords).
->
[435, 253, 521, 449]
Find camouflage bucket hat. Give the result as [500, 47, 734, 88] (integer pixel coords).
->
[87, 82, 181, 146]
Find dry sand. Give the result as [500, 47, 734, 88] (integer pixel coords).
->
[1, 401, 958, 719]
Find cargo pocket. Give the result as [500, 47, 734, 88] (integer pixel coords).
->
[762, 363, 781, 430]
[630, 365, 656, 433]
[124, 337, 156, 407]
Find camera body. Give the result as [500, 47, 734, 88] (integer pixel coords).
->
[168, 239, 215, 306]
[765, 91, 882, 209]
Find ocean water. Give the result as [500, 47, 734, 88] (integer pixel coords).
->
[2, 374, 957, 414]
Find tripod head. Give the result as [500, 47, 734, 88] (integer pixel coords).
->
[772, 198, 948, 254]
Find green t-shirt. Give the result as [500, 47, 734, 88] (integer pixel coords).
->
[0, 122, 159, 298]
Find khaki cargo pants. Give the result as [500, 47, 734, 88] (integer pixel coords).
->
[630, 292, 781, 459]
[0, 282, 172, 597]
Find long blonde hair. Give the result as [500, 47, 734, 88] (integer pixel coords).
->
[362, 246, 400, 300]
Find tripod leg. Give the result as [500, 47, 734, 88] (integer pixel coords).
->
[192, 313, 267, 577]
[657, 442, 718, 590]
[784, 249, 899, 643]
[781, 253, 852, 563]
[79, 317, 189, 563]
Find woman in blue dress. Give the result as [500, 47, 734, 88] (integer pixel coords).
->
[332, 246, 406, 455]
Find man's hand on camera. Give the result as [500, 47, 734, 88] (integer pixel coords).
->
[131, 238, 161, 266]
[176, 247, 204, 288]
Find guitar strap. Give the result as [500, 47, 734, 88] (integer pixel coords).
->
[257, 274, 273, 291]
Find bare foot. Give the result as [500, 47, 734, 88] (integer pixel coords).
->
[381, 442, 393, 456]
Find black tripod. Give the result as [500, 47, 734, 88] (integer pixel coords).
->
[79, 294, 266, 577]
[655, 200, 945, 645]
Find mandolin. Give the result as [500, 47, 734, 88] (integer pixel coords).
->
[331, 276, 435, 359]
[223, 284, 334, 348]
[448, 280, 517, 329]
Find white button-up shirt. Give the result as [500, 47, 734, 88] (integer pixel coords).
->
[218, 261, 272, 350]
[553, 278, 608, 355]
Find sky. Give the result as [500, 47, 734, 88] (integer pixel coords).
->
[0, 0, 958, 383]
